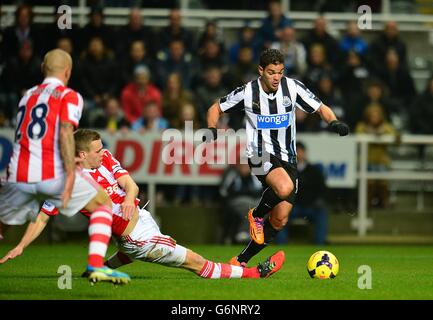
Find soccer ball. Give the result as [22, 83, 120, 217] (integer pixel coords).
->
[307, 250, 339, 279]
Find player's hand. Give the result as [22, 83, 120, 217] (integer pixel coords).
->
[0, 246, 23, 264]
[61, 171, 75, 210]
[202, 127, 218, 142]
[121, 200, 136, 221]
[329, 120, 350, 136]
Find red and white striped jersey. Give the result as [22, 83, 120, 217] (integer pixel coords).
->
[41, 150, 140, 237]
[7, 77, 83, 183]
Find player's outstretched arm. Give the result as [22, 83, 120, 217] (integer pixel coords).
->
[0, 212, 50, 264]
[317, 104, 349, 136]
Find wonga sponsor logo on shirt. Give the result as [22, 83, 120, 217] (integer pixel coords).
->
[256, 113, 290, 129]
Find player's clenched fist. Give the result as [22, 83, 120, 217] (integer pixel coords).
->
[202, 127, 218, 142]
[329, 120, 350, 136]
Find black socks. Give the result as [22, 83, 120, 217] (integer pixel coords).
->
[253, 187, 283, 218]
[237, 218, 279, 264]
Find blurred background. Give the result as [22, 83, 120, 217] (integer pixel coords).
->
[0, 0, 432, 246]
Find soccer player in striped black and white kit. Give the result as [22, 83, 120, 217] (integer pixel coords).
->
[0, 49, 130, 284]
[205, 49, 349, 266]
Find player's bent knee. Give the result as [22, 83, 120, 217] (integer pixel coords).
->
[274, 184, 294, 200]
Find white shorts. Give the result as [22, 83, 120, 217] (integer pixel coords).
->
[0, 170, 98, 225]
[117, 208, 187, 267]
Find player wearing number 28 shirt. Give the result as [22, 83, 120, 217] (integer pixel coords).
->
[7, 72, 83, 183]
[0, 49, 130, 284]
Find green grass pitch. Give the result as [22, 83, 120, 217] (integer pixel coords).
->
[0, 243, 432, 300]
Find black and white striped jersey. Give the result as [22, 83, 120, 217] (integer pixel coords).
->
[219, 76, 322, 163]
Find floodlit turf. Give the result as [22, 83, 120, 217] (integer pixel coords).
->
[0, 243, 432, 300]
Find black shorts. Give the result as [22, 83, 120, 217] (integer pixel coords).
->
[248, 153, 298, 205]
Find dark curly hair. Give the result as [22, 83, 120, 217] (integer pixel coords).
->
[259, 48, 284, 68]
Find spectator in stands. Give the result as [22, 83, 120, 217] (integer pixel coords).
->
[156, 39, 194, 89]
[194, 66, 227, 127]
[171, 102, 201, 206]
[120, 40, 153, 89]
[219, 161, 262, 244]
[409, 75, 433, 160]
[198, 38, 227, 71]
[376, 48, 416, 112]
[302, 16, 340, 68]
[303, 43, 334, 94]
[0, 40, 42, 121]
[226, 46, 257, 88]
[410, 75, 433, 135]
[56, 36, 81, 92]
[275, 142, 328, 245]
[93, 96, 130, 135]
[257, 0, 293, 49]
[121, 65, 162, 124]
[356, 104, 396, 208]
[131, 100, 169, 134]
[162, 72, 194, 128]
[339, 21, 368, 58]
[79, 7, 116, 53]
[228, 24, 260, 65]
[1, 4, 43, 61]
[350, 78, 398, 130]
[368, 21, 408, 73]
[116, 7, 156, 59]
[197, 20, 225, 54]
[338, 50, 370, 109]
[158, 8, 195, 52]
[174, 102, 200, 130]
[194, 38, 227, 88]
[79, 36, 118, 108]
[271, 25, 307, 78]
[224, 46, 256, 130]
[316, 73, 345, 130]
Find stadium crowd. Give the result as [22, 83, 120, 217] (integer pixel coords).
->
[1, 2, 432, 136]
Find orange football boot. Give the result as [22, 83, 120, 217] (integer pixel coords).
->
[247, 208, 265, 244]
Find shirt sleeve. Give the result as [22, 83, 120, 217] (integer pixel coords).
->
[40, 201, 59, 216]
[60, 90, 84, 128]
[294, 79, 322, 113]
[219, 84, 246, 113]
[103, 150, 129, 179]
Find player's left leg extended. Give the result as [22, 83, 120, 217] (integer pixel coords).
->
[183, 249, 285, 279]
[115, 208, 285, 279]
[231, 201, 293, 266]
